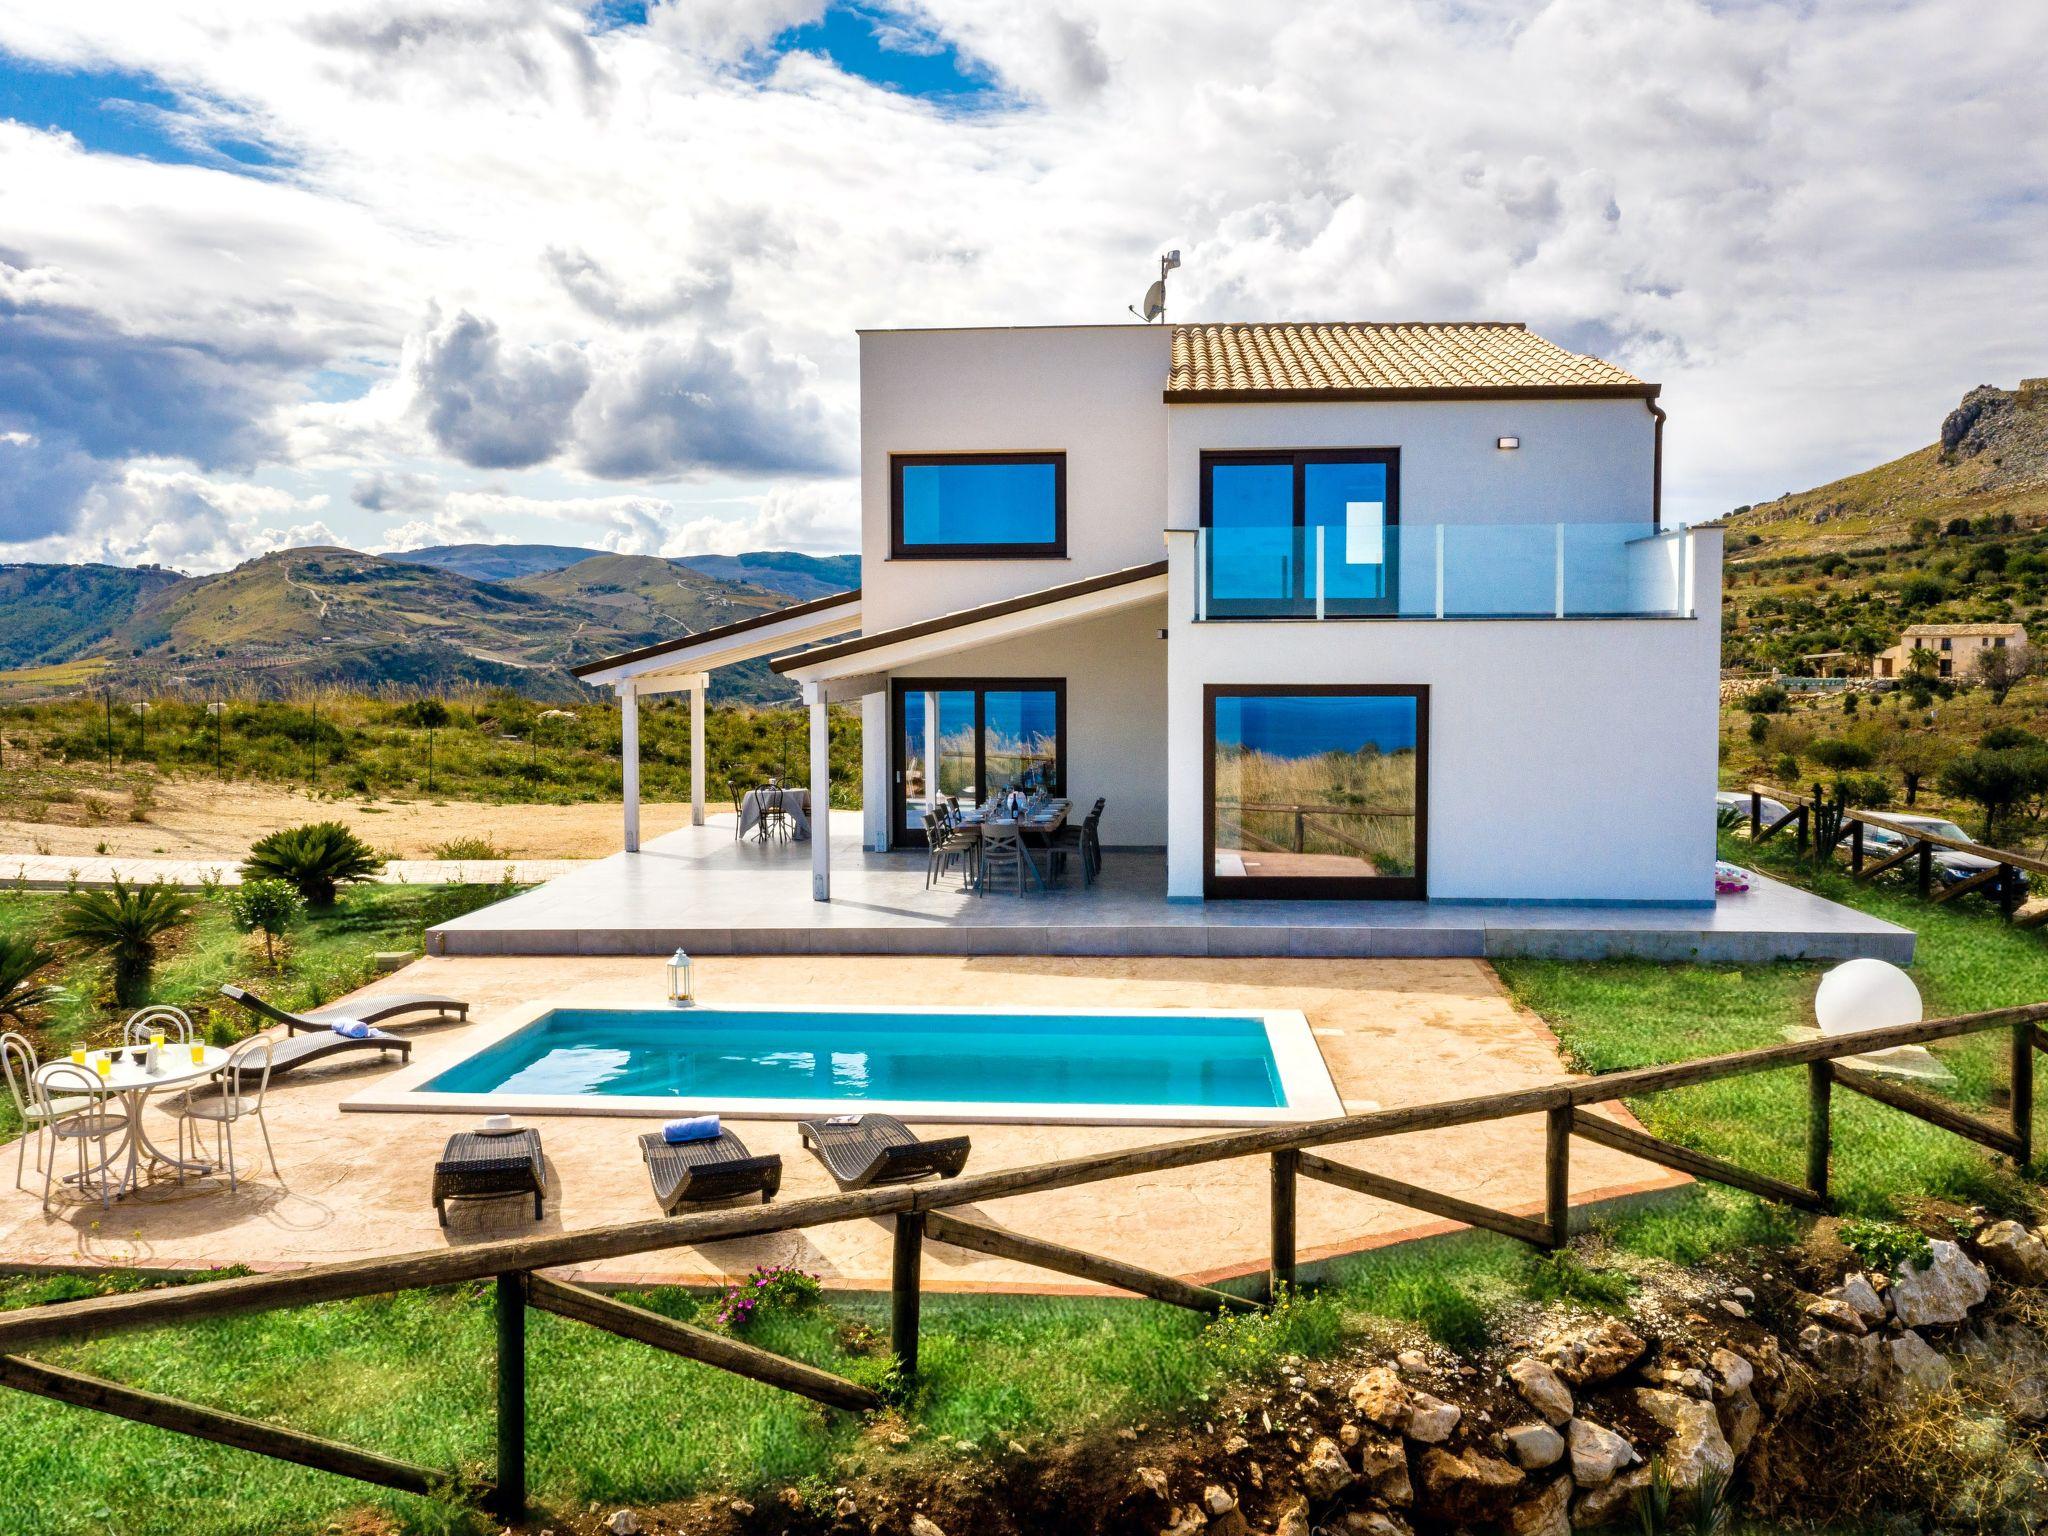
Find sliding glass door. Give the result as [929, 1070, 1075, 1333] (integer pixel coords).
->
[1204, 685, 1427, 899]
[892, 679, 1066, 845]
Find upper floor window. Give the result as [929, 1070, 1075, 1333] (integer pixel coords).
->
[891, 453, 1066, 559]
[1201, 449, 1399, 617]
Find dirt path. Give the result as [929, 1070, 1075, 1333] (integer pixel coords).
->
[0, 775, 712, 860]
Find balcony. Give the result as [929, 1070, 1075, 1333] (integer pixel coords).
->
[1193, 520, 1695, 621]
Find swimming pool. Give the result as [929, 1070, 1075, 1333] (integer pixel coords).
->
[363, 1003, 1342, 1125]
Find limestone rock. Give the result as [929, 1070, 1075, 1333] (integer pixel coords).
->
[1803, 1296, 1868, 1335]
[1978, 1220, 2048, 1286]
[1201, 1486, 1248, 1536]
[1357, 1432, 1414, 1505]
[1160, 1505, 1207, 1536]
[1538, 1318, 1646, 1386]
[1396, 1349, 1430, 1375]
[1634, 1388, 1735, 1488]
[1300, 1436, 1355, 1501]
[911, 1518, 948, 1536]
[1890, 1240, 1989, 1328]
[1566, 1418, 1637, 1487]
[1418, 1446, 1526, 1524]
[1404, 1390, 1462, 1443]
[1886, 1330, 1955, 1399]
[1718, 1388, 1761, 1459]
[1708, 1347, 1754, 1398]
[1270, 1495, 1311, 1536]
[1349, 1366, 1410, 1429]
[836, 1497, 859, 1518]
[1642, 1364, 1714, 1398]
[1798, 1323, 1884, 1387]
[1505, 1421, 1567, 1470]
[1507, 1474, 1575, 1536]
[1338, 1515, 1413, 1536]
[1136, 1467, 1170, 1500]
[1571, 1466, 1652, 1529]
[604, 1513, 642, 1536]
[1833, 1272, 1887, 1323]
[1508, 1357, 1576, 1425]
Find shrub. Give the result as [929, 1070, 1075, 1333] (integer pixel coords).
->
[1745, 684, 1788, 715]
[55, 879, 197, 1006]
[712, 1264, 821, 1332]
[1938, 747, 2048, 841]
[242, 821, 385, 907]
[228, 879, 306, 969]
[1809, 737, 1874, 771]
[1832, 771, 1893, 809]
[0, 933, 57, 1025]
[1839, 1217, 1932, 1275]
[433, 836, 505, 861]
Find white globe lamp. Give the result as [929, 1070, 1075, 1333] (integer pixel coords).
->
[1814, 958, 1921, 1038]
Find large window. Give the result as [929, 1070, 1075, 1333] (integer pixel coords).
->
[1204, 685, 1426, 899]
[1201, 450, 1398, 616]
[892, 679, 1065, 844]
[891, 453, 1066, 558]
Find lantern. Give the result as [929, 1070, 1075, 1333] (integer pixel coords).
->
[666, 948, 695, 1007]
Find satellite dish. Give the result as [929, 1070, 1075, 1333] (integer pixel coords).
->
[1131, 279, 1167, 322]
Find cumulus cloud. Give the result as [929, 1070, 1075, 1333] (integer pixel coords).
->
[663, 479, 858, 557]
[409, 310, 592, 470]
[2, 463, 337, 571]
[350, 468, 443, 513]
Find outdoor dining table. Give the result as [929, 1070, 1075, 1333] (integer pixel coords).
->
[35, 1044, 230, 1199]
[735, 785, 812, 842]
[955, 799, 1070, 890]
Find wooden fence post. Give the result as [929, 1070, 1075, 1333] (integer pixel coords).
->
[1270, 1149, 1299, 1299]
[494, 1271, 526, 1520]
[1796, 804, 1809, 854]
[1544, 1107, 1571, 1249]
[1807, 1062, 1833, 1203]
[1917, 842, 1933, 899]
[891, 1212, 925, 1380]
[1850, 819, 1865, 875]
[2015, 1025, 2036, 1168]
[1750, 789, 1761, 842]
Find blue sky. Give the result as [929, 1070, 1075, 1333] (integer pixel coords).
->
[2, 1, 2046, 572]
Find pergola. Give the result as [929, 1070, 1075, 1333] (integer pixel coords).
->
[569, 589, 862, 857]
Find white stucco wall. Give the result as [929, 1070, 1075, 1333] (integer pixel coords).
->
[858, 326, 1173, 633]
[885, 599, 1169, 848]
[1162, 527, 1723, 903]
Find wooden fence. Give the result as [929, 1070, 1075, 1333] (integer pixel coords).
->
[1746, 784, 2041, 919]
[3, 1003, 2045, 1518]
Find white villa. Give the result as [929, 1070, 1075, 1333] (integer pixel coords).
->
[434, 321, 1908, 962]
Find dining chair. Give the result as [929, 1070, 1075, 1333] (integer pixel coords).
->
[169, 1036, 278, 1192]
[1048, 798, 1106, 888]
[976, 820, 1040, 896]
[3, 1032, 91, 1189]
[123, 1006, 194, 1045]
[923, 806, 978, 890]
[36, 1062, 125, 1213]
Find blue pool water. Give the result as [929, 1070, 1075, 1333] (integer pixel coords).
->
[421, 1007, 1287, 1109]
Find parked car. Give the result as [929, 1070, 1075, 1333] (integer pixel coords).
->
[1851, 813, 2001, 886]
[1717, 790, 1789, 831]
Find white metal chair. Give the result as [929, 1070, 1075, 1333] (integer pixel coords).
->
[3, 1033, 93, 1190]
[36, 1062, 126, 1212]
[168, 1036, 277, 1191]
[123, 1006, 194, 1045]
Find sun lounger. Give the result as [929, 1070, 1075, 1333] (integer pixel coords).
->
[433, 1128, 545, 1225]
[638, 1128, 782, 1213]
[220, 1025, 411, 1085]
[797, 1113, 970, 1191]
[219, 984, 468, 1035]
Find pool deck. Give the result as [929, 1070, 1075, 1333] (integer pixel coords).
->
[427, 812, 1915, 964]
[0, 954, 1685, 1295]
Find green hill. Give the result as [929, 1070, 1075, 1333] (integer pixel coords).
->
[1721, 380, 2048, 673]
[0, 563, 183, 669]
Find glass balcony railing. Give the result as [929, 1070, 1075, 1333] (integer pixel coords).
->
[1193, 520, 1693, 621]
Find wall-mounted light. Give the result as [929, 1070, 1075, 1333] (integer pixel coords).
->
[1497, 436, 1521, 451]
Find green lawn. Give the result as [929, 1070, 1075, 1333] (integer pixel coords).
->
[3, 835, 2046, 1534]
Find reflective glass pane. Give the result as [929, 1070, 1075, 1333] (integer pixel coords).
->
[900, 460, 1059, 548]
[1211, 693, 1420, 884]
[1207, 462, 1295, 604]
[902, 690, 977, 826]
[1305, 460, 1389, 603]
[983, 690, 1059, 793]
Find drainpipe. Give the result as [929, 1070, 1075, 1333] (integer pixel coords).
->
[1646, 395, 1666, 532]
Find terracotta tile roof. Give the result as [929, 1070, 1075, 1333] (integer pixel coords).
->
[1166, 322, 1652, 399]
[1901, 622, 2028, 638]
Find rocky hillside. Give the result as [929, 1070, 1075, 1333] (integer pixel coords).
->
[0, 562, 183, 670]
[1722, 379, 2048, 673]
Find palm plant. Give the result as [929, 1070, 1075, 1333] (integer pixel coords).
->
[241, 821, 385, 908]
[55, 879, 197, 1007]
[0, 932, 57, 1025]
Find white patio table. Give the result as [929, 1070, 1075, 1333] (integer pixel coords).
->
[35, 1045, 229, 1199]
[736, 786, 812, 842]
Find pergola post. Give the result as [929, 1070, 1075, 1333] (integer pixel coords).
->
[618, 682, 640, 854]
[806, 681, 830, 902]
[689, 678, 706, 828]
[921, 689, 939, 823]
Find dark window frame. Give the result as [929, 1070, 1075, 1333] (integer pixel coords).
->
[890, 452, 1068, 560]
[889, 676, 1068, 847]
[1198, 448, 1401, 617]
[1202, 682, 1429, 901]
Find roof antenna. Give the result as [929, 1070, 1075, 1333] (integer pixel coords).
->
[1129, 250, 1180, 323]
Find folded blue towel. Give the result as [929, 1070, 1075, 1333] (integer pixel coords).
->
[662, 1114, 720, 1144]
[329, 1019, 373, 1039]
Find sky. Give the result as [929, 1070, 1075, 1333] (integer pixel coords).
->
[0, 0, 2045, 575]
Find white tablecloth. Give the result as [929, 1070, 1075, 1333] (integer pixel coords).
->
[737, 787, 812, 841]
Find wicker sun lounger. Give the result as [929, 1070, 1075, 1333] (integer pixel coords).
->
[638, 1129, 782, 1213]
[220, 984, 469, 1034]
[433, 1128, 545, 1225]
[798, 1113, 971, 1192]
[220, 1026, 412, 1085]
